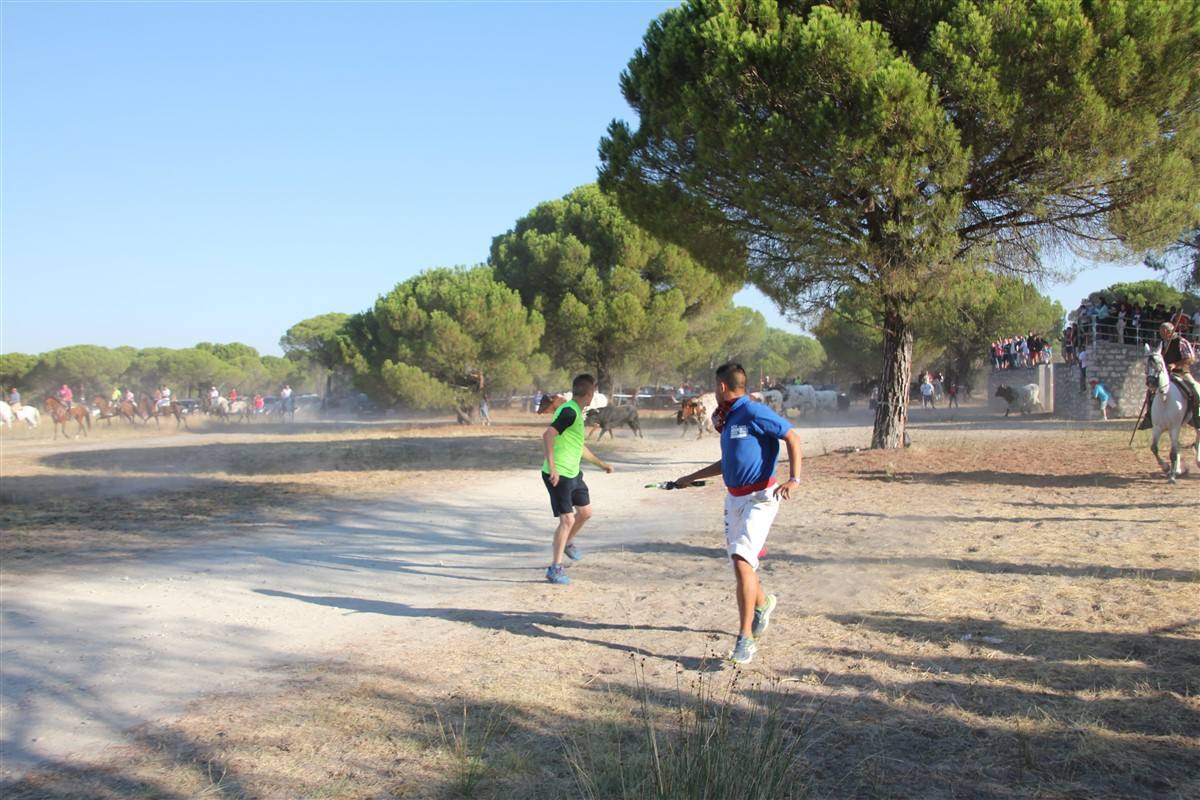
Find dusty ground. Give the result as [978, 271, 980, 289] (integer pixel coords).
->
[1, 407, 1197, 798]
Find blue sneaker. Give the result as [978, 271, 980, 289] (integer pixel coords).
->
[729, 635, 756, 665]
[546, 564, 570, 585]
[752, 594, 778, 638]
[564, 543, 583, 562]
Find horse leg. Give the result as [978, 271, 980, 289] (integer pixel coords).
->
[1150, 428, 1168, 475]
[1168, 431, 1180, 483]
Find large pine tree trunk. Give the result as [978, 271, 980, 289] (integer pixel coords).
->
[871, 304, 914, 449]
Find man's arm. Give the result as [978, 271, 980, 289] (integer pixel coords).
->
[675, 460, 723, 487]
[542, 427, 560, 485]
[774, 428, 803, 500]
[581, 445, 614, 474]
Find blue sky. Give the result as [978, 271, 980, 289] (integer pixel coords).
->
[0, 1, 1160, 356]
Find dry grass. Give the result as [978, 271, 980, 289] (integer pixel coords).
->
[3, 423, 1198, 798]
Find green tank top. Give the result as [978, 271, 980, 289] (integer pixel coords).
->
[542, 400, 585, 478]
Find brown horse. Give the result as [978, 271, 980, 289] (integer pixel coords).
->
[91, 395, 142, 425]
[43, 397, 91, 440]
[138, 395, 188, 429]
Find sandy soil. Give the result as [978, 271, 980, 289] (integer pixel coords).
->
[1, 407, 1197, 798]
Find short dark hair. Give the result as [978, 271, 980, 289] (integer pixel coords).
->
[715, 362, 747, 391]
[572, 374, 596, 395]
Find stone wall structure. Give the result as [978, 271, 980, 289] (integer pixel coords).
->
[1052, 339, 1198, 420]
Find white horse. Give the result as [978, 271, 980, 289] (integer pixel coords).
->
[15, 405, 40, 428]
[212, 396, 252, 422]
[0, 401, 12, 429]
[1145, 347, 1199, 483]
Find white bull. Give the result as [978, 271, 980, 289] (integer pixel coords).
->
[995, 383, 1041, 416]
[0, 401, 12, 428]
[759, 389, 783, 412]
[811, 390, 839, 413]
[782, 384, 815, 416]
[16, 405, 40, 428]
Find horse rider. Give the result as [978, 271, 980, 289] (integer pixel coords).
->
[125, 388, 136, 404]
[229, 387, 238, 403]
[1158, 322, 1199, 425]
[208, 385, 220, 407]
[111, 385, 122, 407]
[158, 385, 172, 409]
[8, 386, 21, 409]
[58, 384, 74, 410]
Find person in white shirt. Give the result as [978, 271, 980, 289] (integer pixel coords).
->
[280, 384, 294, 415]
[920, 377, 936, 408]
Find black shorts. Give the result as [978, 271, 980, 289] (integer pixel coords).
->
[542, 471, 590, 517]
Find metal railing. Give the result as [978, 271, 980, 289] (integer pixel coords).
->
[1068, 318, 1200, 352]
[990, 318, 1199, 369]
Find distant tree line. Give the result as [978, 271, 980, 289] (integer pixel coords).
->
[0, 342, 314, 401]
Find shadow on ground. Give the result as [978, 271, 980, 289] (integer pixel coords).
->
[37, 435, 544, 476]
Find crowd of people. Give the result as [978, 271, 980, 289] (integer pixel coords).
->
[1066, 297, 1199, 355]
[989, 334, 1053, 369]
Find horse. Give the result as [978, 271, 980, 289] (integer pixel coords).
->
[211, 396, 251, 423]
[138, 394, 189, 429]
[43, 397, 91, 440]
[1144, 347, 1199, 483]
[91, 396, 141, 426]
[0, 401, 12, 429]
[15, 405, 40, 428]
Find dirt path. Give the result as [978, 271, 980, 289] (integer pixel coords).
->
[0, 422, 867, 778]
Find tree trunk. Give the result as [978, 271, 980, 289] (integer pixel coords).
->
[871, 304, 914, 449]
[595, 360, 613, 394]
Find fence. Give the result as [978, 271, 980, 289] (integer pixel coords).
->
[991, 318, 1199, 371]
[1070, 317, 1200, 352]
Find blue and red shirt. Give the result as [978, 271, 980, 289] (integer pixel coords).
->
[719, 395, 792, 496]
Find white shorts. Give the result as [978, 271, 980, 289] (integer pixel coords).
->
[724, 488, 779, 571]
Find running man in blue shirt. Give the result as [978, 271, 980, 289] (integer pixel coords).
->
[673, 363, 802, 664]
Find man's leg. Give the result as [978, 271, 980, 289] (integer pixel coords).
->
[550, 511, 575, 566]
[733, 556, 766, 638]
[565, 503, 592, 548]
[1179, 372, 1200, 424]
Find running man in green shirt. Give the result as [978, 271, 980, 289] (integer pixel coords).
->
[542, 373, 613, 585]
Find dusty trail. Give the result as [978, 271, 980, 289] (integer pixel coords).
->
[0, 423, 867, 777]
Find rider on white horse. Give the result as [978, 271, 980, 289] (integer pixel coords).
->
[1158, 322, 1199, 427]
